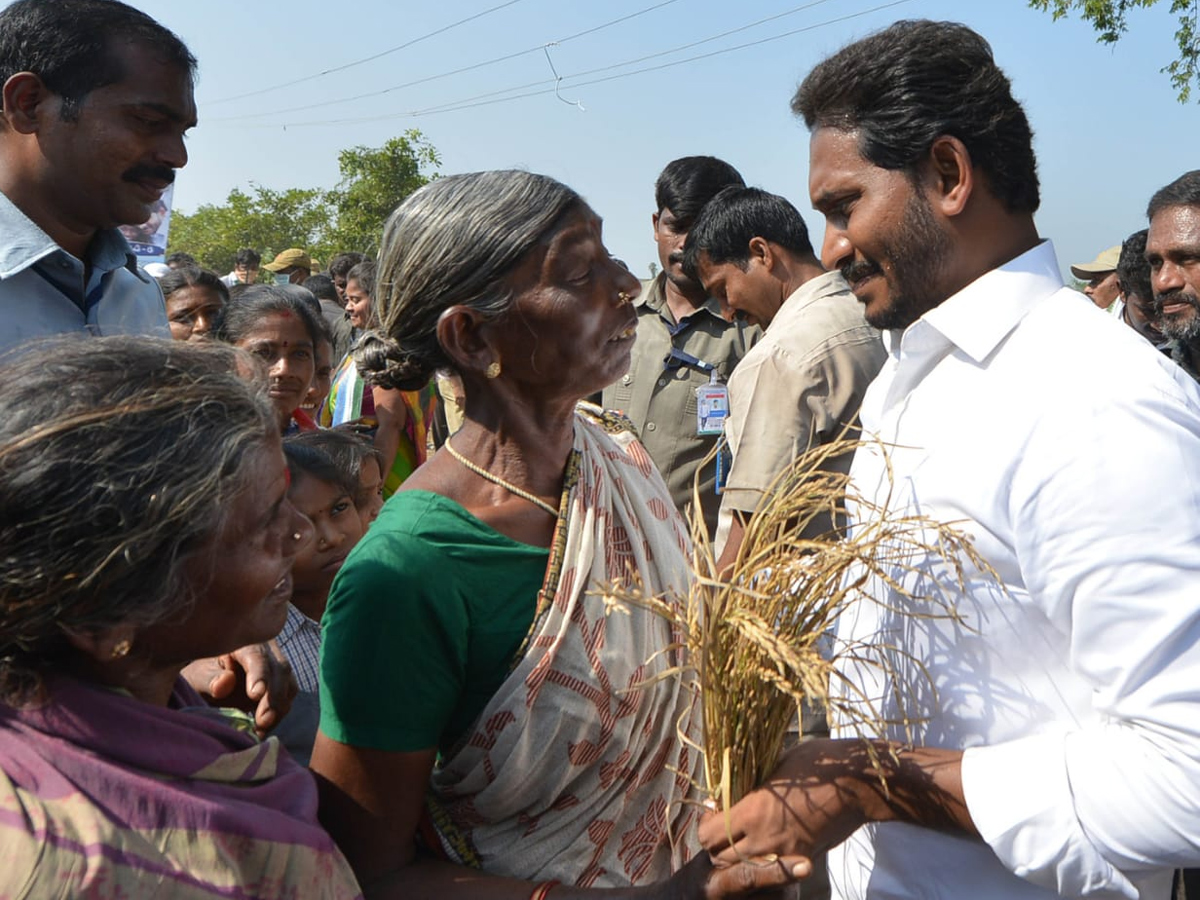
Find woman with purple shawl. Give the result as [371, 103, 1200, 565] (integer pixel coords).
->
[0, 337, 362, 899]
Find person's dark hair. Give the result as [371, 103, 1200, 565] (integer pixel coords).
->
[234, 248, 262, 268]
[1118, 229, 1153, 303]
[1147, 170, 1200, 220]
[346, 261, 376, 299]
[358, 170, 585, 391]
[0, 0, 195, 121]
[158, 265, 230, 304]
[213, 284, 325, 349]
[0, 336, 275, 704]
[653, 156, 745, 227]
[286, 430, 382, 492]
[792, 19, 1039, 215]
[227, 283, 252, 303]
[165, 252, 197, 269]
[328, 252, 367, 281]
[682, 186, 814, 279]
[303, 274, 340, 304]
[282, 440, 358, 499]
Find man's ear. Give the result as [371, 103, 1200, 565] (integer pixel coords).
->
[926, 135, 974, 218]
[748, 236, 775, 270]
[437, 305, 498, 380]
[2, 72, 55, 135]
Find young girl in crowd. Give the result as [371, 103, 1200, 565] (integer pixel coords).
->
[214, 285, 326, 433]
[158, 265, 228, 342]
[323, 260, 439, 497]
[289, 428, 386, 524]
[272, 439, 366, 765]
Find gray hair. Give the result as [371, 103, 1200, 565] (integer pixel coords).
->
[0, 336, 277, 704]
[357, 170, 584, 390]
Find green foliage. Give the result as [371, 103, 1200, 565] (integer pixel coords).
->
[166, 130, 439, 272]
[1029, 0, 1200, 102]
[325, 130, 440, 257]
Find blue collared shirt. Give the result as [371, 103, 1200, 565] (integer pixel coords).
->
[0, 191, 169, 354]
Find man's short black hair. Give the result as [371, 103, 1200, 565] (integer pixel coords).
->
[165, 251, 196, 268]
[793, 19, 1039, 215]
[303, 273, 340, 303]
[328, 252, 367, 281]
[1147, 170, 1200, 220]
[1118, 229, 1153, 303]
[0, 0, 196, 121]
[682, 186, 814, 280]
[653, 156, 745, 228]
[234, 248, 261, 268]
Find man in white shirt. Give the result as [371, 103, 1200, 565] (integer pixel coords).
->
[681, 186, 885, 570]
[699, 20, 1200, 900]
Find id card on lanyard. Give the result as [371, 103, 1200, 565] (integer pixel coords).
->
[696, 369, 729, 436]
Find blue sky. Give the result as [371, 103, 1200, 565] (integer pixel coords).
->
[131, 0, 1195, 280]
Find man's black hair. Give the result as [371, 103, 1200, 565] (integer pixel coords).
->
[165, 251, 196, 268]
[234, 248, 261, 268]
[793, 19, 1039, 215]
[1118, 230, 1153, 303]
[682, 186, 814, 280]
[653, 156, 745, 228]
[1147, 170, 1200, 220]
[303, 273, 340, 303]
[328, 252, 367, 281]
[0, 0, 196, 121]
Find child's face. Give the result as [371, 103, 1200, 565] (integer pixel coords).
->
[289, 471, 365, 601]
[355, 457, 385, 525]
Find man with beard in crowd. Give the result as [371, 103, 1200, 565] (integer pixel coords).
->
[1147, 170, 1200, 380]
[602, 156, 760, 535]
[0, 0, 196, 353]
[700, 20, 1200, 900]
[1116, 229, 1170, 352]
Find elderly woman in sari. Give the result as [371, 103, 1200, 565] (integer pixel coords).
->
[311, 171, 806, 899]
[0, 337, 361, 898]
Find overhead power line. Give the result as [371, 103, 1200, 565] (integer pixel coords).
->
[206, 0, 530, 106]
[231, 0, 913, 129]
[207, 0, 682, 123]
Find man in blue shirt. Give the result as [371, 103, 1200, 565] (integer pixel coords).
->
[0, 0, 197, 354]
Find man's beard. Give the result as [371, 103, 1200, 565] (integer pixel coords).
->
[841, 191, 952, 331]
[1155, 290, 1200, 343]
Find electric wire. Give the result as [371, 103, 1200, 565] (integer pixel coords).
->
[228, 0, 913, 129]
[206, 0, 530, 106]
[206, 0, 682, 123]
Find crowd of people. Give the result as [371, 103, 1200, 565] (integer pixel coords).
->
[2, 1, 1200, 899]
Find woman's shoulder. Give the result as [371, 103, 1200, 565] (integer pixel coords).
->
[575, 399, 639, 438]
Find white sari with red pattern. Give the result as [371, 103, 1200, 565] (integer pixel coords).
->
[423, 403, 702, 888]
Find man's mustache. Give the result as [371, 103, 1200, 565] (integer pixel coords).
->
[121, 165, 176, 185]
[841, 259, 882, 285]
[1154, 289, 1200, 315]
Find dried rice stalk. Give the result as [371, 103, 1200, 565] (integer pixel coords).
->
[600, 434, 993, 808]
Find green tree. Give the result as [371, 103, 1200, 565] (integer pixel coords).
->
[324, 130, 440, 256]
[166, 130, 440, 271]
[168, 184, 329, 274]
[1029, 0, 1200, 101]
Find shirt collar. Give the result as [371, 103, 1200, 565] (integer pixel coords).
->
[278, 603, 320, 643]
[781, 269, 851, 314]
[898, 239, 1063, 364]
[0, 189, 147, 282]
[636, 272, 726, 323]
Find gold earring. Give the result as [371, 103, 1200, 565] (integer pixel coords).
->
[111, 639, 132, 659]
[617, 291, 632, 307]
[485, 360, 502, 379]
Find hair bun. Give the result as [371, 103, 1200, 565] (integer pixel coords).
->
[352, 331, 436, 391]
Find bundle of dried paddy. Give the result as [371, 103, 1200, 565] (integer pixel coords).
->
[600, 436, 989, 810]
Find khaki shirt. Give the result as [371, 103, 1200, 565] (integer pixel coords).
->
[715, 271, 886, 548]
[601, 273, 760, 535]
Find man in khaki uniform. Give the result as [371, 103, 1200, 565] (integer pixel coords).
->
[601, 156, 759, 536]
[684, 186, 885, 569]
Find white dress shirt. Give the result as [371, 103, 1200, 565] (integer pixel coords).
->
[830, 241, 1200, 900]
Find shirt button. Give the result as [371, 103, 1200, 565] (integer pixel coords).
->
[657, 378, 668, 387]
[622, 374, 632, 385]
[646, 422, 657, 432]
